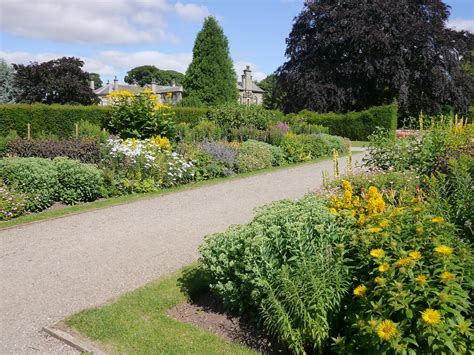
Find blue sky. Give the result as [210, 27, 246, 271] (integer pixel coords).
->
[1, 0, 472, 85]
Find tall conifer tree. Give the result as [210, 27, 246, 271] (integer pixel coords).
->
[184, 17, 237, 105]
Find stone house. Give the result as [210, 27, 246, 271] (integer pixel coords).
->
[93, 66, 264, 106]
[93, 77, 183, 106]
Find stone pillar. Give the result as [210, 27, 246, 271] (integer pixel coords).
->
[113, 76, 119, 91]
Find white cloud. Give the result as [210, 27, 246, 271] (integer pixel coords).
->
[175, 2, 209, 21]
[447, 19, 474, 33]
[0, 0, 208, 44]
[234, 61, 267, 82]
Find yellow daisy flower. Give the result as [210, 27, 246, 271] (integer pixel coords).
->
[368, 227, 383, 233]
[440, 271, 455, 282]
[431, 216, 445, 223]
[421, 308, 442, 325]
[415, 274, 427, 284]
[377, 320, 397, 341]
[375, 276, 383, 285]
[413, 207, 422, 213]
[408, 251, 422, 260]
[370, 249, 384, 258]
[379, 219, 390, 227]
[378, 263, 390, 272]
[415, 226, 424, 234]
[353, 284, 367, 297]
[434, 245, 453, 256]
[395, 257, 412, 267]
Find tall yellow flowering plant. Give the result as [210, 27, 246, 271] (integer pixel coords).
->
[329, 180, 473, 354]
[108, 89, 175, 139]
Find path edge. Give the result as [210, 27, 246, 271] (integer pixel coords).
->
[42, 326, 105, 354]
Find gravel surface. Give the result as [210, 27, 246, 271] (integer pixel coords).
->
[0, 154, 364, 354]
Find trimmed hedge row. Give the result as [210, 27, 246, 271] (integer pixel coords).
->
[287, 103, 398, 141]
[173, 107, 209, 125]
[0, 104, 111, 138]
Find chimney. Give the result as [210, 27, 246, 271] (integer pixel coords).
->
[106, 80, 112, 93]
[151, 80, 157, 93]
[113, 76, 119, 91]
[244, 66, 252, 92]
[171, 79, 176, 87]
[90, 79, 95, 90]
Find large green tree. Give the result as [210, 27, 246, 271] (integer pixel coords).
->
[13, 57, 98, 105]
[184, 16, 238, 106]
[0, 59, 18, 103]
[124, 65, 185, 86]
[278, 0, 473, 116]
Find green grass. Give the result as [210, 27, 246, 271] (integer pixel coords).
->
[0, 155, 338, 230]
[65, 265, 255, 354]
[350, 141, 370, 147]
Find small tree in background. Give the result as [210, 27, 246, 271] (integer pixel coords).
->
[257, 73, 285, 110]
[124, 65, 185, 86]
[13, 57, 98, 105]
[184, 16, 238, 106]
[89, 73, 103, 89]
[0, 59, 19, 103]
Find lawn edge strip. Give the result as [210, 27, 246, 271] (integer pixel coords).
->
[43, 325, 105, 354]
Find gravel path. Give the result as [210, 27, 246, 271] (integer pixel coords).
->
[0, 154, 364, 354]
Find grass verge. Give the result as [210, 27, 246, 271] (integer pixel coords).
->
[64, 265, 255, 354]
[0, 154, 346, 230]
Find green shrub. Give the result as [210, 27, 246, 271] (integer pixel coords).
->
[0, 104, 111, 138]
[235, 140, 275, 172]
[108, 91, 175, 139]
[53, 157, 103, 205]
[0, 157, 58, 212]
[185, 120, 223, 142]
[77, 119, 109, 143]
[227, 125, 267, 142]
[0, 184, 27, 220]
[280, 133, 327, 162]
[173, 106, 209, 125]
[0, 130, 18, 157]
[199, 195, 351, 351]
[178, 142, 230, 180]
[207, 103, 284, 130]
[287, 103, 397, 140]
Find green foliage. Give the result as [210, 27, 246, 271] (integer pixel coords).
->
[0, 103, 111, 138]
[256, 74, 284, 110]
[89, 73, 103, 89]
[199, 195, 351, 350]
[77, 119, 108, 143]
[183, 120, 223, 143]
[287, 103, 398, 141]
[13, 57, 98, 105]
[0, 184, 27, 220]
[124, 65, 185, 86]
[281, 133, 347, 163]
[0, 130, 18, 157]
[0, 59, 18, 103]
[236, 140, 277, 172]
[173, 106, 209, 125]
[207, 103, 284, 130]
[53, 157, 103, 205]
[0, 157, 59, 212]
[184, 17, 238, 105]
[178, 143, 230, 181]
[108, 91, 175, 139]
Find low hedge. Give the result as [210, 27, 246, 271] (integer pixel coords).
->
[0, 104, 111, 138]
[173, 107, 209, 125]
[287, 103, 398, 141]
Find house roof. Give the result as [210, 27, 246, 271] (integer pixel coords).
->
[94, 83, 183, 96]
[237, 81, 264, 93]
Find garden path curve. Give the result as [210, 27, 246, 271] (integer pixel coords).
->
[0, 153, 364, 354]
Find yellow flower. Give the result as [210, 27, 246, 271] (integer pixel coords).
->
[413, 207, 422, 213]
[408, 251, 422, 260]
[431, 216, 445, 223]
[368, 319, 377, 328]
[416, 226, 424, 234]
[411, 197, 419, 203]
[415, 274, 427, 284]
[368, 227, 383, 233]
[366, 186, 385, 215]
[395, 257, 412, 267]
[434, 245, 453, 256]
[440, 271, 455, 282]
[379, 219, 390, 227]
[378, 263, 390, 272]
[329, 208, 338, 215]
[353, 284, 367, 297]
[421, 309, 442, 325]
[375, 276, 383, 285]
[377, 320, 397, 341]
[370, 249, 384, 258]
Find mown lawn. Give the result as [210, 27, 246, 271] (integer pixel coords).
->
[65, 266, 255, 354]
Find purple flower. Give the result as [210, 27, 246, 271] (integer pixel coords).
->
[275, 122, 290, 133]
[201, 140, 238, 168]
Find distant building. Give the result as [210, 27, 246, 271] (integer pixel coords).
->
[93, 66, 264, 106]
[93, 77, 183, 106]
[237, 66, 264, 105]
